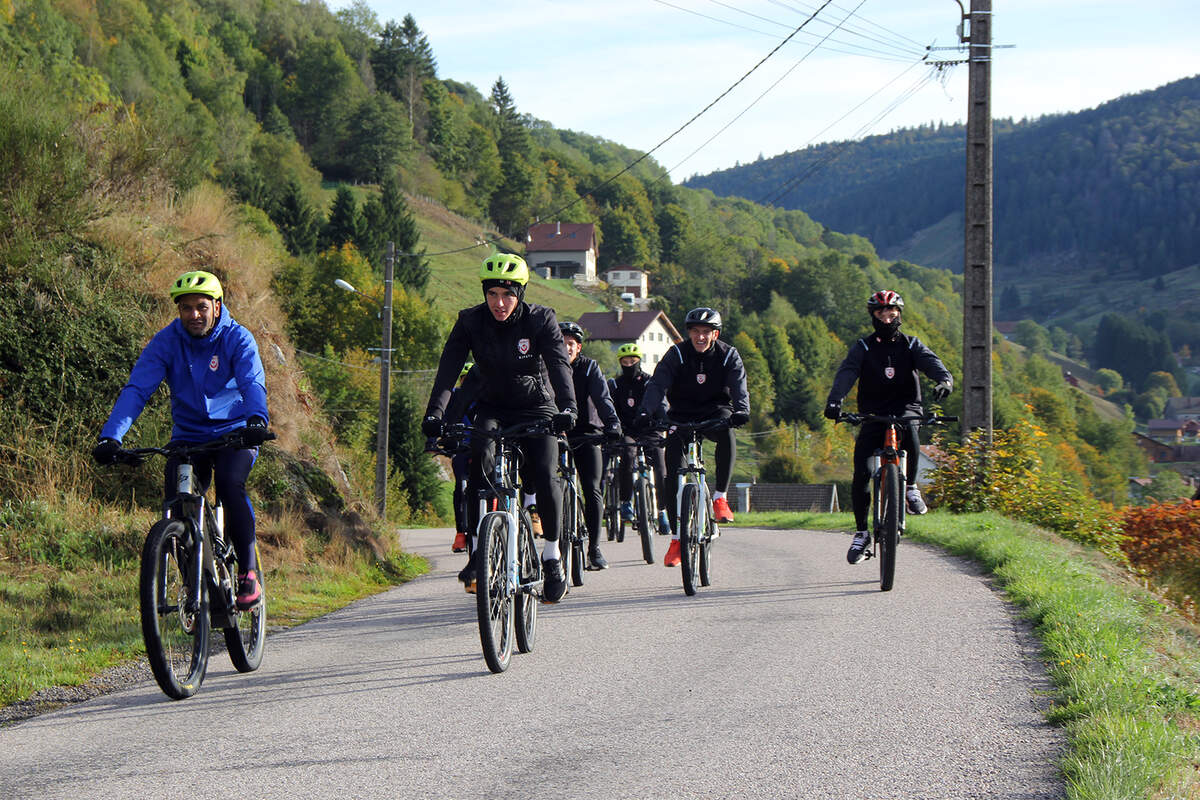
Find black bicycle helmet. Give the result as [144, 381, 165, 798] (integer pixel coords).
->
[867, 290, 904, 310]
[684, 307, 722, 330]
[559, 320, 586, 343]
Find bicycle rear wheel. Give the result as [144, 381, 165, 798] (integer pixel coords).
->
[476, 512, 514, 673]
[140, 519, 209, 699]
[878, 463, 901, 592]
[679, 484, 700, 596]
[225, 544, 266, 673]
[514, 510, 539, 655]
[635, 477, 655, 564]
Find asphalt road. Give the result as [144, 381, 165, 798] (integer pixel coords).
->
[0, 526, 1064, 799]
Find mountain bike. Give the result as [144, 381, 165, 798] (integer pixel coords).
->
[658, 417, 727, 596]
[470, 419, 550, 674]
[114, 429, 274, 699]
[838, 410, 957, 592]
[611, 435, 662, 564]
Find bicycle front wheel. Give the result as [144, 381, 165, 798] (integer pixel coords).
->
[604, 478, 620, 542]
[699, 511, 714, 587]
[679, 484, 700, 596]
[566, 483, 585, 587]
[140, 519, 210, 699]
[635, 477, 654, 564]
[514, 510, 539, 655]
[224, 544, 266, 673]
[878, 463, 901, 592]
[476, 512, 514, 673]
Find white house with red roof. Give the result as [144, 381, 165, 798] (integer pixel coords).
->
[602, 266, 649, 299]
[576, 309, 683, 366]
[526, 221, 597, 281]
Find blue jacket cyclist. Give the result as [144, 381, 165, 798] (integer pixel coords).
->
[93, 270, 271, 609]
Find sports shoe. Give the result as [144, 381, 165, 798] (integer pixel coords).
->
[906, 487, 928, 515]
[620, 501, 635, 522]
[587, 548, 609, 570]
[712, 496, 734, 523]
[458, 557, 477, 594]
[847, 531, 871, 565]
[236, 570, 261, 609]
[542, 558, 567, 603]
[657, 510, 670, 536]
[663, 539, 681, 567]
[451, 532, 468, 553]
[529, 510, 543, 537]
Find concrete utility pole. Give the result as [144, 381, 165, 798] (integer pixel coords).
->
[375, 242, 395, 517]
[960, 0, 994, 441]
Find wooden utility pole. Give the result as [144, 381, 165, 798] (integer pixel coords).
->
[961, 0, 993, 441]
[375, 242, 395, 517]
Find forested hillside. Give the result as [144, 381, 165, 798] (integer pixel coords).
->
[0, 0, 1149, 526]
[685, 75, 1200, 388]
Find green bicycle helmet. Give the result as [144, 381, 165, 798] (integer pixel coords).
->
[616, 342, 643, 360]
[479, 252, 530, 286]
[170, 270, 223, 302]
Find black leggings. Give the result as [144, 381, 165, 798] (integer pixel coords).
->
[569, 439, 603, 548]
[616, 437, 667, 512]
[470, 415, 561, 543]
[851, 420, 920, 532]
[164, 446, 258, 571]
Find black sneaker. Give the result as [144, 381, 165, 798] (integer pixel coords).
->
[587, 548, 609, 570]
[847, 531, 871, 565]
[458, 555, 477, 594]
[541, 558, 566, 603]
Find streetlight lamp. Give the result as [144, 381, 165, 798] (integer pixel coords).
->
[333, 242, 395, 518]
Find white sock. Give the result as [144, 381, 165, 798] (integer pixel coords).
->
[713, 490, 725, 501]
[524, 493, 537, 508]
[542, 539, 560, 561]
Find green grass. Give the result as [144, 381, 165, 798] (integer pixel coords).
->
[730, 510, 1200, 799]
[0, 500, 427, 709]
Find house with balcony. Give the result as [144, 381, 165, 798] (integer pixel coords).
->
[525, 222, 597, 281]
[576, 309, 682, 366]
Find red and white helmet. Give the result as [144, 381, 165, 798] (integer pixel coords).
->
[867, 290, 904, 311]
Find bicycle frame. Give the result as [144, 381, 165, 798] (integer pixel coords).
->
[675, 433, 711, 538]
[869, 424, 909, 539]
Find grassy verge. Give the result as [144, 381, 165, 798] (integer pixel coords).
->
[730, 510, 1200, 799]
[0, 504, 426, 709]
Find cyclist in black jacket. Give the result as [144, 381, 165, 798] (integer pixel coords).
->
[608, 342, 670, 538]
[635, 307, 750, 568]
[423, 252, 577, 602]
[559, 321, 623, 570]
[824, 290, 953, 565]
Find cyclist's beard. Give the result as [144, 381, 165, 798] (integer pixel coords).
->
[872, 316, 901, 339]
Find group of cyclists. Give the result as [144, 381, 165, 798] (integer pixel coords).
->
[92, 253, 953, 613]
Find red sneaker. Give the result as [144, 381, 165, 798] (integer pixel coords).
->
[712, 496, 734, 523]
[452, 532, 468, 553]
[663, 539, 681, 567]
[236, 570, 261, 609]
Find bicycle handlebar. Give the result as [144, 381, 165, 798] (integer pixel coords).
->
[113, 429, 277, 464]
[837, 411, 958, 427]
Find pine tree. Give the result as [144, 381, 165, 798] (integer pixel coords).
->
[273, 180, 321, 255]
[323, 186, 364, 250]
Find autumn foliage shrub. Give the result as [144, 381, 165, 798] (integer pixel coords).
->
[926, 418, 1126, 557]
[1119, 501, 1200, 579]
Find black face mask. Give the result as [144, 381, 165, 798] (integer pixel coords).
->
[621, 363, 639, 379]
[872, 315, 901, 339]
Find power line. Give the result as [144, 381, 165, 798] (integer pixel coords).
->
[659, 0, 876, 181]
[704, 0, 925, 60]
[769, 0, 929, 51]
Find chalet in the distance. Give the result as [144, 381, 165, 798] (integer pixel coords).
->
[576, 309, 682, 365]
[525, 222, 597, 282]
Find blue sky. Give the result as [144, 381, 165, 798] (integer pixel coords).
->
[329, 1, 1200, 179]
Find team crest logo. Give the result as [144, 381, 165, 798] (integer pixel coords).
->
[517, 338, 530, 355]
[209, 355, 220, 371]
[696, 374, 706, 384]
[627, 397, 635, 407]
[884, 366, 895, 379]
